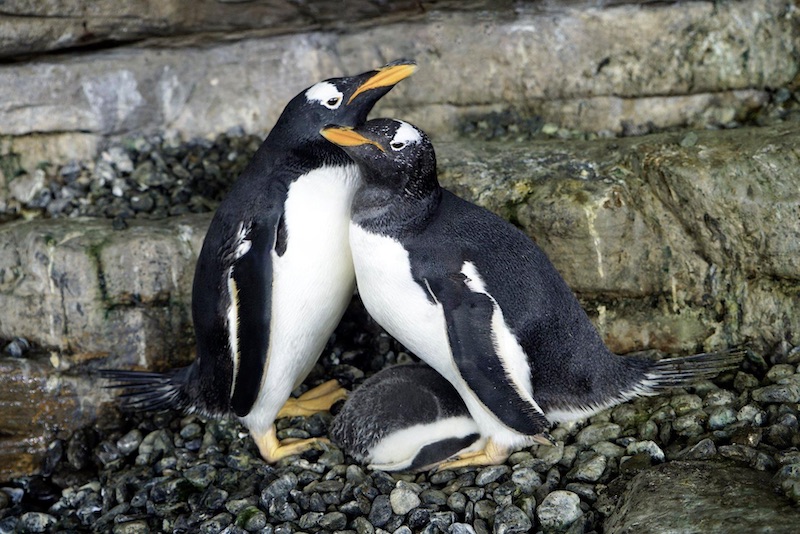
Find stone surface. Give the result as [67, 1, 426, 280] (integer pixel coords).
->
[605, 461, 800, 534]
[0, 213, 207, 367]
[0, 1, 795, 158]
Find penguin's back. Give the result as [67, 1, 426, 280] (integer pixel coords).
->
[331, 364, 483, 471]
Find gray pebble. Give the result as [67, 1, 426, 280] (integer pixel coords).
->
[390, 487, 421, 515]
[199, 513, 232, 534]
[447, 492, 467, 513]
[112, 521, 150, 534]
[475, 465, 510, 486]
[707, 405, 737, 429]
[511, 467, 542, 494]
[680, 438, 717, 460]
[474, 499, 497, 520]
[537, 490, 582, 532]
[184, 464, 217, 488]
[575, 422, 621, 446]
[567, 452, 607, 482]
[449, 523, 477, 534]
[18, 512, 56, 533]
[369, 494, 393, 527]
[492, 505, 532, 534]
[752, 382, 800, 403]
[320, 511, 347, 530]
[235, 506, 266, 531]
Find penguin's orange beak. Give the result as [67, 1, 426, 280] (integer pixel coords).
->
[348, 62, 417, 104]
[320, 126, 385, 152]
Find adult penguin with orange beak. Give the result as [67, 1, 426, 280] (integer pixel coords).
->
[103, 61, 416, 462]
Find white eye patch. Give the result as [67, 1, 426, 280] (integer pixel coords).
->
[305, 81, 344, 110]
[389, 121, 422, 151]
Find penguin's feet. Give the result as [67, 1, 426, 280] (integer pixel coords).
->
[277, 379, 348, 418]
[434, 438, 510, 470]
[251, 426, 331, 463]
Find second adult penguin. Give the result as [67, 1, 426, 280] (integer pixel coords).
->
[321, 119, 741, 468]
[102, 61, 416, 463]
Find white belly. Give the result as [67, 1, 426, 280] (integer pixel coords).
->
[349, 224, 534, 449]
[242, 165, 358, 434]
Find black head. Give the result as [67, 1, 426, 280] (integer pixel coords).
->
[320, 118, 439, 200]
[269, 61, 417, 158]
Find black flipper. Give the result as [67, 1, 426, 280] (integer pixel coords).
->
[228, 213, 281, 417]
[426, 277, 551, 437]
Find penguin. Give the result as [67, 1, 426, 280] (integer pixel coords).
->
[101, 61, 416, 463]
[320, 119, 742, 468]
[330, 363, 485, 472]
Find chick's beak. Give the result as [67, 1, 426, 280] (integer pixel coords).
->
[320, 126, 385, 152]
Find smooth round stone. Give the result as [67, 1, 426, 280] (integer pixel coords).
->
[492, 504, 532, 534]
[670, 394, 703, 416]
[473, 499, 497, 520]
[390, 487, 421, 516]
[703, 389, 737, 408]
[765, 364, 797, 383]
[734, 372, 760, 392]
[475, 465, 510, 486]
[567, 453, 607, 482]
[575, 422, 621, 447]
[235, 506, 266, 531]
[511, 467, 542, 494]
[199, 513, 232, 534]
[369, 494, 393, 527]
[184, 464, 217, 489]
[18, 512, 57, 533]
[672, 410, 708, 436]
[112, 521, 150, 534]
[448, 523, 477, 534]
[591, 441, 626, 459]
[537, 491, 583, 531]
[707, 406, 737, 430]
[752, 382, 800, 404]
[680, 438, 718, 460]
[447, 492, 468, 514]
[737, 404, 768, 425]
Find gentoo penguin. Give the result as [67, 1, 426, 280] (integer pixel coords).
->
[320, 119, 742, 468]
[331, 363, 485, 472]
[102, 61, 416, 463]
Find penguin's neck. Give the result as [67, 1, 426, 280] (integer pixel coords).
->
[263, 128, 352, 172]
[351, 184, 441, 239]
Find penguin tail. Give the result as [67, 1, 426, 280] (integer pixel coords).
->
[640, 347, 744, 393]
[99, 367, 192, 413]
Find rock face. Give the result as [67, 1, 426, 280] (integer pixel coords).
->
[604, 461, 800, 534]
[1, 0, 797, 184]
[0, 214, 207, 368]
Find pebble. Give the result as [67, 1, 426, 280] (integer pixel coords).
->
[475, 465, 510, 486]
[537, 491, 582, 531]
[567, 453, 607, 482]
[626, 440, 665, 463]
[575, 422, 621, 446]
[390, 487, 421, 515]
[18, 512, 56, 533]
[493, 505, 532, 533]
[752, 382, 800, 403]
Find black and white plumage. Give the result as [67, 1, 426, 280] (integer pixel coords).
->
[321, 119, 742, 467]
[102, 61, 416, 463]
[331, 363, 484, 472]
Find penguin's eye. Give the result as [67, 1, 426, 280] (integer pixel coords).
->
[322, 95, 343, 110]
[390, 141, 406, 151]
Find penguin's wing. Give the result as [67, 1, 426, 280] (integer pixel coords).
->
[423, 273, 551, 436]
[221, 210, 284, 416]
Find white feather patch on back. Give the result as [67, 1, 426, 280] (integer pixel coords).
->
[367, 415, 484, 471]
[460, 261, 544, 416]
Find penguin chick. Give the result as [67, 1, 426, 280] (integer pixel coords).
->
[101, 61, 416, 463]
[331, 363, 485, 472]
[320, 119, 742, 468]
